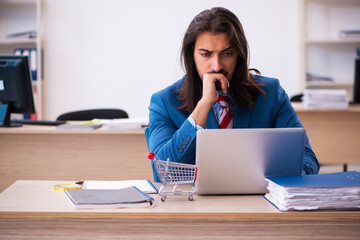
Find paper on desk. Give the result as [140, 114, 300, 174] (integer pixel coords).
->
[84, 179, 157, 194]
[100, 117, 149, 130]
[56, 119, 104, 130]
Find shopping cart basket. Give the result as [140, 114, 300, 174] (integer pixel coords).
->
[148, 153, 197, 201]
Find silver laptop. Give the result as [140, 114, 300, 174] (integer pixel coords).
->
[194, 128, 305, 195]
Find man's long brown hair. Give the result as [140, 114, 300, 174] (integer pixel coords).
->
[178, 7, 263, 113]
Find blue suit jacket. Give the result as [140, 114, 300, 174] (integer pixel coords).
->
[148, 75, 320, 176]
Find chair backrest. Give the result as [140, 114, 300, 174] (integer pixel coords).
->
[144, 128, 160, 182]
[56, 109, 128, 121]
[290, 93, 303, 102]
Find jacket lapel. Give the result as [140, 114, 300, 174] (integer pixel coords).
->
[206, 110, 219, 129]
[228, 90, 252, 128]
[232, 106, 251, 128]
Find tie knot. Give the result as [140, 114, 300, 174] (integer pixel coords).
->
[217, 95, 229, 102]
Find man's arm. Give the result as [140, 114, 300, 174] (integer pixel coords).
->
[148, 93, 198, 164]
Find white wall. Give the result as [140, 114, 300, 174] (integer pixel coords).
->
[44, 0, 301, 120]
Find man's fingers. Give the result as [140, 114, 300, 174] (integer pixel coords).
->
[204, 73, 229, 91]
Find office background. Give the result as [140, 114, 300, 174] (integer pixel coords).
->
[43, 0, 302, 120]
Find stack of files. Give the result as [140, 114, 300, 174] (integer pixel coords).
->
[101, 117, 149, 130]
[303, 89, 349, 110]
[264, 171, 360, 211]
[306, 73, 333, 82]
[56, 120, 103, 130]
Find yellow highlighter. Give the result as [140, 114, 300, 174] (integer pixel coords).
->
[53, 182, 83, 191]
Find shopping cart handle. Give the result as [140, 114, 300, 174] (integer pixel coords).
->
[148, 152, 155, 160]
[195, 167, 198, 181]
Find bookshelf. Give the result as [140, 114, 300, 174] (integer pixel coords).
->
[0, 0, 43, 120]
[301, 0, 360, 101]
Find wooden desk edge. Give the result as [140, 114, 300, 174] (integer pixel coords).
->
[292, 103, 360, 112]
[1, 211, 359, 221]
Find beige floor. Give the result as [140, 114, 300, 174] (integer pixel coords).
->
[319, 163, 360, 174]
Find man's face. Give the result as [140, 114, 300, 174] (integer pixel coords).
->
[193, 31, 238, 81]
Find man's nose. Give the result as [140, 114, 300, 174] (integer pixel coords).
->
[210, 55, 223, 73]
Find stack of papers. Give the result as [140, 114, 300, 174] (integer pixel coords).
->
[303, 89, 349, 110]
[55, 117, 149, 130]
[56, 121, 103, 130]
[84, 179, 157, 194]
[264, 171, 360, 211]
[101, 117, 149, 130]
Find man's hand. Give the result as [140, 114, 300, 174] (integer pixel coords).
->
[202, 73, 230, 106]
[190, 73, 229, 128]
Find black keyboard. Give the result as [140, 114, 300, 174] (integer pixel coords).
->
[11, 119, 66, 126]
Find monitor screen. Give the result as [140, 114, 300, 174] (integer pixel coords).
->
[354, 57, 360, 103]
[0, 55, 35, 127]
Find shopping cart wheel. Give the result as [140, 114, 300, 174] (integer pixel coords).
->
[188, 195, 194, 201]
[161, 196, 166, 202]
[149, 200, 154, 206]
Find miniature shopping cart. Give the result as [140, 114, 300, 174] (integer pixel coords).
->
[148, 153, 197, 201]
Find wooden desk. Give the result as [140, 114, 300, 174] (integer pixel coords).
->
[0, 126, 152, 193]
[293, 103, 360, 165]
[0, 181, 359, 239]
[1, 105, 359, 192]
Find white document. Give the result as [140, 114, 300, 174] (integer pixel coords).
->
[101, 117, 149, 130]
[303, 89, 349, 110]
[84, 179, 157, 194]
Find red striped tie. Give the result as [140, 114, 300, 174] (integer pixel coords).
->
[217, 95, 233, 129]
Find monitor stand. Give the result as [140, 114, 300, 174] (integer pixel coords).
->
[0, 104, 22, 127]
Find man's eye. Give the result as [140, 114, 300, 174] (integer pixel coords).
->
[200, 52, 210, 57]
[223, 51, 234, 57]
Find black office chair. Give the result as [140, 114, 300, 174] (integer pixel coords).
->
[290, 93, 304, 102]
[56, 109, 128, 121]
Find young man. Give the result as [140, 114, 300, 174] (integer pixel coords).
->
[148, 7, 320, 178]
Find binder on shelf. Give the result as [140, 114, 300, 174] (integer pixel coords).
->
[14, 48, 37, 81]
[264, 171, 360, 211]
[31, 89, 38, 120]
[30, 49, 37, 81]
[339, 30, 360, 39]
[7, 30, 37, 39]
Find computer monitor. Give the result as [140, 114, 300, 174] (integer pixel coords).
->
[0, 55, 35, 127]
[354, 57, 360, 103]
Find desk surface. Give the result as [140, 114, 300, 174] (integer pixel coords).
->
[1, 180, 359, 220]
[0, 180, 278, 217]
[1, 181, 360, 239]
